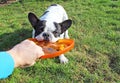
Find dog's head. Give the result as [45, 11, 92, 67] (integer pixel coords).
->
[28, 12, 72, 42]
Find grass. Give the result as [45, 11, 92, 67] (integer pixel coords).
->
[0, 0, 120, 83]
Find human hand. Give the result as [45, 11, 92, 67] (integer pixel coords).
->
[7, 39, 44, 68]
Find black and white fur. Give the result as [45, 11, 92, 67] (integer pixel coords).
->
[28, 4, 72, 63]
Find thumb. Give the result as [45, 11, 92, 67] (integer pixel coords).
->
[37, 50, 44, 58]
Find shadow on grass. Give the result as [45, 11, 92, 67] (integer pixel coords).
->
[0, 28, 32, 51]
[109, 46, 120, 74]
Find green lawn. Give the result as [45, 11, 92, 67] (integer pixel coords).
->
[0, 0, 120, 83]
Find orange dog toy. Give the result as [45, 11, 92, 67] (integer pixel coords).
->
[29, 38, 74, 59]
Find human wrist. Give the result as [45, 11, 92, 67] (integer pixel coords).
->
[7, 50, 19, 68]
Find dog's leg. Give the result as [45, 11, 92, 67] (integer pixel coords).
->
[62, 11, 69, 39]
[64, 30, 69, 39]
[32, 29, 35, 38]
[60, 30, 69, 63]
[59, 54, 68, 63]
[63, 10, 68, 21]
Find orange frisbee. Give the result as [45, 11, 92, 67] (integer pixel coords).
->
[29, 38, 74, 59]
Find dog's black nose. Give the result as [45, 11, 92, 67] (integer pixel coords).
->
[43, 33, 49, 37]
[43, 33, 49, 41]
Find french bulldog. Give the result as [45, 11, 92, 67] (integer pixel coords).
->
[28, 4, 72, 63]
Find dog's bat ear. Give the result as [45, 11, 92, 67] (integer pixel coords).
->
[59, 19, 72, 33]
[28, 12, 39, 27]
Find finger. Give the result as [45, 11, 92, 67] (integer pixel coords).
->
[20, 61, 36, 68]
[37, 50, 44, 58]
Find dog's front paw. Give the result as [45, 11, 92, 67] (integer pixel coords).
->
[59, 54, 68, 64]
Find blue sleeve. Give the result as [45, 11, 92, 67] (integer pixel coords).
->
[0, 52, 14, 79]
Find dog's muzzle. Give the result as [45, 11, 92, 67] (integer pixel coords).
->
[43, 33, 49, 41]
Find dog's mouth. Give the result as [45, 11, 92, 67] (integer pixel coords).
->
[35, 32, 51, 42]
[35, 32, 59, 42]
[44, 37, 50, 42]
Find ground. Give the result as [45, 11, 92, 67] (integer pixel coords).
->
[0, 0, 120, 83]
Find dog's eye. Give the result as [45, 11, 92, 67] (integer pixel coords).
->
[53, 31, 60, 37]
[40, 26, 44, 29]
[37, 26, 44, 31]
[53, 31, 57, 34]
[40, 27, 44, 31]
[38, 29, 43, 32]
